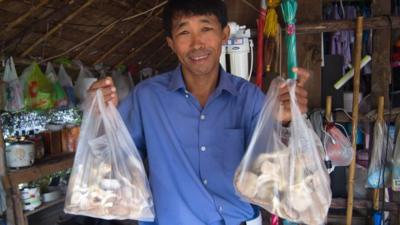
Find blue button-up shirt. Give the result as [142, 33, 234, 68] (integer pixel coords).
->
[118, 66, 265, 225]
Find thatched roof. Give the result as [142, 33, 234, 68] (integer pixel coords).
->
[0, 0, 259, 73]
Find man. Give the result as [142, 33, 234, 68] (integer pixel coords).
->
[90, 0, 309, 224]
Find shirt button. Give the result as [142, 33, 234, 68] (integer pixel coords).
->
[218, 206, 223, 212]
[200, 146, 206, 152]
[185, 94, 189, 98]
[203, 179, 208, 185]
[200, 115, 206, 120]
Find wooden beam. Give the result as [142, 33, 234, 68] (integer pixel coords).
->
[116, 30, 164, 66]
[3, 0, 49, 34]
[155, 51, 175, 68]
[295, 16, 400, 34]
[74, 0, 146, 59]
[21, 0, 95, 57]
[371, 0, 391, 108]
[142, 41, 167, 65]
[93, 10, 162, 65]
[42, 1, 166, 63]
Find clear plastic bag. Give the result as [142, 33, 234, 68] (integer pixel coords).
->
[2, 57, 24, 111]
[57, 64, 76, 107]
[393, 130, 400, 191]
[366, 121, 393, 188]
[234, 77, 331, 225]
[21, 62, 54, 110]
[64, 90, 155, 221]
[45, 62, 67, 107]
[323, 123, 353, 167]
[111, 69, 134, 101]
[74, 63, 96, 103]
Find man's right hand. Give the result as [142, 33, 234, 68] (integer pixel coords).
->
[88, 76, 119, 107]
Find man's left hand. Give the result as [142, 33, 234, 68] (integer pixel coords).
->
[278, 67, 310, 123]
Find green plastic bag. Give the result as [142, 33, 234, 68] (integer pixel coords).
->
[45, 62, 67, 107]
[22, 62, 55, 110]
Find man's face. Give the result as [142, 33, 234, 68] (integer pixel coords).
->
[167, 14, 229, 77]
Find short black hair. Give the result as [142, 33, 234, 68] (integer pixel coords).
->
[162, 0, 228, 37]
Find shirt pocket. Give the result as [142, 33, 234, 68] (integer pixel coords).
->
[217, 128, 245, 172]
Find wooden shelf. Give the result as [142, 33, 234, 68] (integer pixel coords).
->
[3, 153, 75, 189]
[331, 198, 399, 212]
[332, 107, 400, 123]
[24, 197, 65, 217]
[295, 16, 400, 34]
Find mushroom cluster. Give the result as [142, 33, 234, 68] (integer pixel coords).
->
[65, 156, 154, 220]
[235, 149, 330, 225]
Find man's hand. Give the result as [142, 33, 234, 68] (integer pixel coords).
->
[88, 76, 119, 107]
[278, 67, 310, 123]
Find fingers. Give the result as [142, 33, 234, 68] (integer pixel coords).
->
[88, 76, 114, 91]
[88, 76, 119, 106]
[293, 67, 310, 87]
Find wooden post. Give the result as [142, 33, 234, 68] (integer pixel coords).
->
[115, 30, 164, 66]
[296, 0, 322, 109]
[371, 0, 391, 109]
[346, 16, 363, 225]
[3, 0, 49, 34]
[325, 96, 332, 122]
[12, 186, 27, 225]
[0, 127, 5, 176]
[372, 96, 385, 211]
[20, 0, 95, 57]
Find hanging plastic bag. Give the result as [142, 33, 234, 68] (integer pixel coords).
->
[21, 62, 54, 110]
[323, 123, 353, 167]
[112, 69, 134, 101]
[234, 78, 331, 225]
[392, 128, 400, 191]
[74, 64, 96, 104]
[2, 57, 24, 111]
[64, 90, 154, 221]
[45, 62, 67, 107]
[57, 64, 76, 107]
[366, 121, 393, 188]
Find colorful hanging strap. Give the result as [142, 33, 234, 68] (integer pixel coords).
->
[281, 0, 298, 79]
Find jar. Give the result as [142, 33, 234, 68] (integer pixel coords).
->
[5, 139, 35, 168]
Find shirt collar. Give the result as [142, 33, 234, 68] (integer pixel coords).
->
[167, 65, 239, 96]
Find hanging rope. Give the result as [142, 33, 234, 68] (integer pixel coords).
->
[264, 0, 281, 38]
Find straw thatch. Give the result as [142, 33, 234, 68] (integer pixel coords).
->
[0, 0, 259, 72]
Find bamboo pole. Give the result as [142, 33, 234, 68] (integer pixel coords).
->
[142, 42, 167, 65]
[325, 96, 332, 122]
[74, 7, 137, 59]
[3, 0, 49, 34]
[155, 51, 175, 68]
[74, 12, 133, 59]
[372, 96, 385, 211]
[42, 1, 166, 63]
[115, 30, 164, 66]
[346, 16, 364, 225]
[21, 0, 95, 57]
[93, 10, 162, 65]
